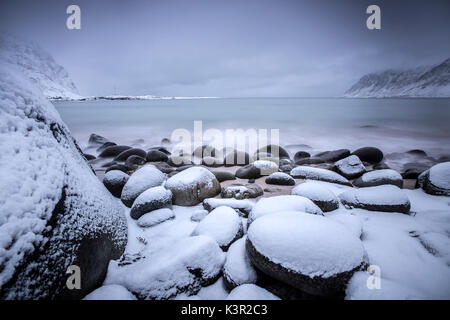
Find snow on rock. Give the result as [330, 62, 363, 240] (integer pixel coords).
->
[223, 236, 258, 289]
[251, 160, 279, 175]
[120, 165, 166, 207]
[83, 284, 137, 300]
[353, 169, 403, 188]
[247, 211, 367, 297]
[130, 186, 172, 219]
[327, 212, 363, 239]
[333, 155, 366, 179]
[165, 166, 221, 206]
[103, 170, 129, 198]
[417, 162, 450, 196]
[0, 60, 127, 299]
[226, 284, 280, 300]
[290, 166, 351, 186]
[137, 208, 175, 228]
[191, 209, 209, 222]
[104, 236, 225, 300]
[221, 183, 263, 199]
[291, 181, 339, 212]
[248, 195, 323, 225]
[265, 172, 295, 186]
[203, 198, 255, 217]
[339, 185, 411, 214]
[0, 34, 82, 100]
[191, 206, 243, 250]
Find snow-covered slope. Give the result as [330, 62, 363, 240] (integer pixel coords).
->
[344, 58, 450, 98]
[0, 34, 82, 100]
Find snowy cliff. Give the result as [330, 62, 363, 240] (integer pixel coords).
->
[0, 35, 82, 100]
[344, 58, 450, 98]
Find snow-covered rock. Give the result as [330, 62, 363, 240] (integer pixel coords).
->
[0, 60, 127, 299]
[353, 169, 403, 188]
[165, 166, 221, 206]
[291, 181, 339, 212]
[104, 236, 225, 299]
[203, 198, 254, 216]
[328, 213, 363, 239]
[417, 162, 450, 196]
[248, 195, 323, 225]
[130, 186, 172, 219]
[290, 166, 351, 186]
[221, 183, 263, 199]
[223, 237, 258, 289]
[0, 34, 82, 100]
[339, 185, 411, 214]
[190, 209, 209, 222]
[334, 155, 366, 179]
[83, 284, 137, 300]
[120, 165, 166, 207]
[344, 58, 450, 98]
[137, 208, 175, 228]
[191, 206, 243, 250]
[235, 160, 279, 179]
[103, 170, 129, 198]
[247, 211, 367, 297]
[226, 284, 280, 300]
[252, 160, 279, 175]
[265, 172, 295, 186]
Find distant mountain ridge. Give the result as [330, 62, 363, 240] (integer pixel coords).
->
[0, 34, 83, 100]
[344, 58, 450, 98]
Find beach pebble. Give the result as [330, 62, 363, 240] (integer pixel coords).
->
[265, 172, 295, 186]
[83, 153, 96, 160]
[130, 186, 172, 219]
[165, 166, 221, 205]
[373, 162, 390, 170]
[146, 149, 169, 162]
[291, 181, 339, 212]
[103, 170, 129, 198]
[246, 211, 367, 298]
[256, 144, 290, 159]
[334, 155, 366, 179]
[290, 166, 351, 186]
[137, 208, 175, 227]
[193, 145, 219, 158]
[201, 156, 224, 167]
[224, 150, 251, 166]
[221, 183, 263, 199]
[121, 165, 166, 207]
[416, 162, 450, 196]
[125, 155, 146, 167]
[191, 206, 243, 250]
[212, 170, 236, 182]
[167, 155, 193, 167]
[96, 141, 117, 153]
[295, 157, 325, 165]
[339, 185, 411, 213]
[105, 164, 131, 174]
[226, 284, 280, 300]
[114, 148, 146, 161]
[248, 195, 323, 225]
[351, 147, 384, 164]
[88, 133, 111, 146]
[294, 151, 311, 162]
[315, 149, 350, 162]
[235, 164, 262, 179]
[353, 169, 403, 188]
[203, 198, 254, 216]
[223, 237, 258, 289]
[99, 145, 131, 158]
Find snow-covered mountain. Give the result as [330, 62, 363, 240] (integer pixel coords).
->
[0, 34, 82, 100]
[344, 58, 450, 98]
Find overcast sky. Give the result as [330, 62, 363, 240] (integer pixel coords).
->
[1, 0, 449, 97]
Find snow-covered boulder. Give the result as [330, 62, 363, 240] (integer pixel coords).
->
[104, 236, 225, 299]
[203, 198, 254, 216]
[339, 185, 411, 214]
[190, 209, 209, 222]
[291, 181, 339, 212]
[333, 155, 366, 179]
[235, 160, 279, 179]
[165, 166, 221, 206]
[246, 212, 367, 298]
[130, 186, 172, 219]
[0, 62, 127, 299]
[136, 208, 175, 227]
[417, 162, 450, 196]
[265, 172, 295, 186]
[353, 169, 403, 188]
[226, 284, 280, 300]
[83, 284, 136, 300]
[120, 165, 166, 207]
[290, 166, 351, 186]
[103, 170, 129, 198]
[191, 206, 243, 250]
[248, 195, 323, 225]
[223, 237, 258, 289]
[221, 183, 263, 199]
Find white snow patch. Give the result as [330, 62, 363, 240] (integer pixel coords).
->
[137, 208, 175, 228]
[291, 181, 339, 203]
[83, 284, 137, 300]
[223, 236, 258, 287]
[226, 284, 280, 300]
